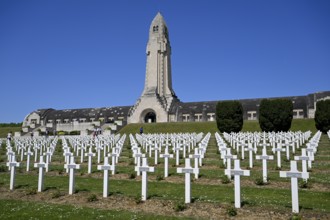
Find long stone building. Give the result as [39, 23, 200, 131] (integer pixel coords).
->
[23, 13, 330, 134]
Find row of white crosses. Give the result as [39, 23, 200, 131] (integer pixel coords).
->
[130, 132, 210, 203]
[5, 134, 126, 197]
[217, 131, 320, 213]
[62, 134, 126, 196]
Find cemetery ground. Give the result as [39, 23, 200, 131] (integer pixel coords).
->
[0, 120, 329, 219]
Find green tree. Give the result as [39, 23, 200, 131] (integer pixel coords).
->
[259, 99, 293, 132]
[315, 100, 330, 133]
[216, 101, 243, 133]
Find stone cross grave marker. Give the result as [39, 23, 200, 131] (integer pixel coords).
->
[173, 142, 183, 166]
[294, 148, 311, 182]
[280, 160, 309, 213]
[224, 148, 237, 179]
[152, 142, 160, 165]
[96, 143, 103, 164]
[159, 147, 173, 178]
[85, 147, 95, 174]
[43, 148, 52, 172]
[63, 150, 73, 173]
[272, 142, 286, 168]
[97, 156, 114, 197]
[6, 150, 15, 171]
[24, 148, 33, 172]
[282, 141, 292, 161]
[6, 155, 20, 190]
[64, 156, 81, 195]
[177, 158, 199, 204]
[133, 147, 145, 176]
[238, 141, 248, 159]
[135, 158, 155, 201]
[256, 147, 274, 183]
[305, 144, 315, 169]
[244, 143, 255, 168]
[108, 148, 119, 175]
[189, 148, 203, 179]
[34, 155, 48, 192]
[225, 159, 250, 208]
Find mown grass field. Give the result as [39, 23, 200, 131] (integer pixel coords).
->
[0, 119, 329, 219]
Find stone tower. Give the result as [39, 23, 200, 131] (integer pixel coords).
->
[128, 12, 179, 123]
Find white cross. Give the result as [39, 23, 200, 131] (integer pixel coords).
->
[173, 143, 183, 166]
[108, 148, 119, 175]
[24, 148, 34, 172]
[225, 159, 250, 208]
[244, 143, 255, 168]
[256, 147, 274, 183]
[84, 147, 95, 174]
[43, 148, 52, 172]
[63, 150, 73, 173]
[152, 143, 160, 165]
[34, 155, 48, 192]
[294, 148, 312, 182]
[6, 155, 20, 190]
[159, 147, 173, 178]
[189, 148, 203, 179]
[238, 142, 248, 159]
[282, 141, 291, 160]
[133, 148, 145, 176]
[97, 156, 114, 198]
[135, 158, 155, 201]
[96, 144, 103, 164]
[280, 160, 309, 213]
[177, 158, 199, 204]
[224, 148, 237, 179]
[272, 143, 286, 168]
[64, 156, 80, 195]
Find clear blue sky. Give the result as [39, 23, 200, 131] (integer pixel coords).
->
[0, 0, 329, 123]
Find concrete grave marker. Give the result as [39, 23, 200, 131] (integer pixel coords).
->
[280, 161, 309, 213]
[85, 147, 95, 174]
[97, 156, 114, 197]
[159, 147, 173, 178]
[34, 155, 48, 192]
[177, 158, 199, 203]
[7, 155, 20, 190]
[256, 147, 274, 183]
[135, 158, 155, 201]
[64, 156, 81, 195]
[225, 159, 250, 208]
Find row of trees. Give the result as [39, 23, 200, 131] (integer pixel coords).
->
[216, 99, 330, 133]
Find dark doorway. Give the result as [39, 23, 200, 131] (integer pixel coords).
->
[144, 112, 156, 123]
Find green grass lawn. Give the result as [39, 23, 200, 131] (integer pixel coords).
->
[0, 119, 328, 219]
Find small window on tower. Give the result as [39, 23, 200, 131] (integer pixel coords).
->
[153, 25, 158, 32]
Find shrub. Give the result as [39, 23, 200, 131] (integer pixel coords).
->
[315, 100, 330, 133]
[259, 99, 293, 132]
[216, 100, 243, 133]
[156, 175, 164, 181]
[220, 175, 231, 184]
[51, 190, 63, 199]
[128, 172, 136, 179]
[25, 187, 37, 195]
[254, 176, 266, 186]
[134, 194, 142, 204]
[174, 201, 186, 212]
[69, 130, 80, 135]
[226, 206, 237, 216]
[87, 194, 98, 202]
[299, 180, 311, 189]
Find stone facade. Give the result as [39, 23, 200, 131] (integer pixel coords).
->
[128, 13, 179, 123]
[22, 13, 330, 134]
